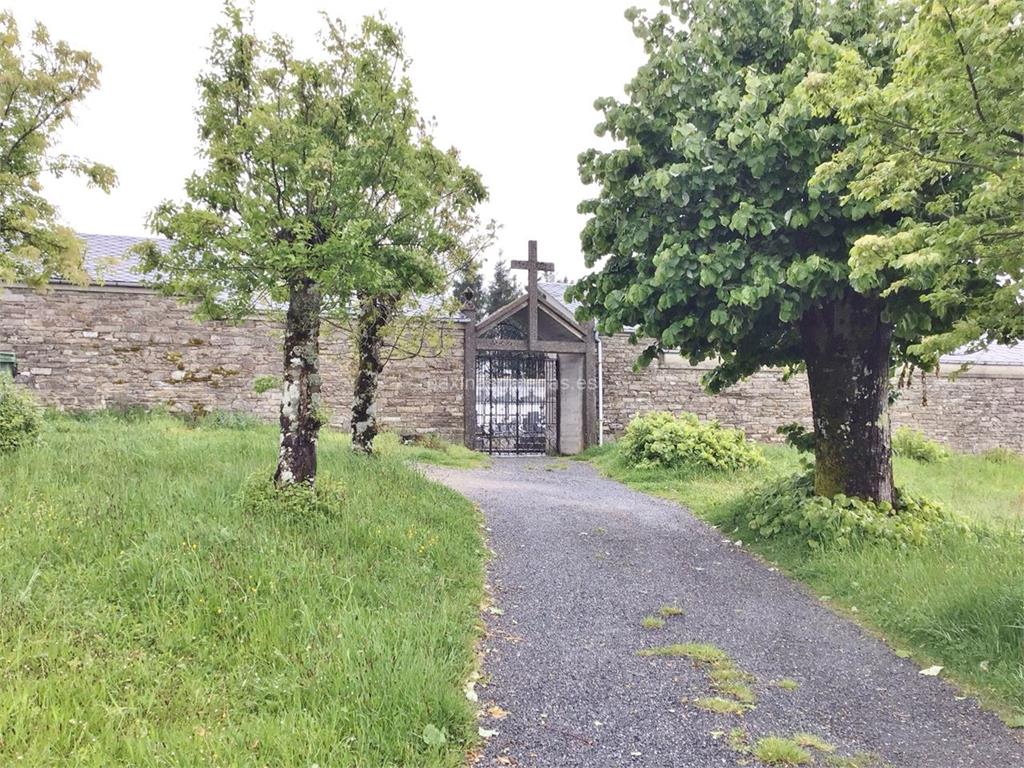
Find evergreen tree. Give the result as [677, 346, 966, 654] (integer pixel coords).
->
[485, 258, 520, 314]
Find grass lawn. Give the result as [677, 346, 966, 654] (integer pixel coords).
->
[0, 414, 486, 766]
[584, 441, 1024, 724]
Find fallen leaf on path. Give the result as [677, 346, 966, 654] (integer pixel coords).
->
[487, 705, 509, 720]
[920, 666, 943, 676]
[479, 727, 499, 739]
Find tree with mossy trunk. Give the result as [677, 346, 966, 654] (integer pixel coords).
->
[569, 0, 997, 504]
[0, 12, 115, 287]
[348, 212, 490, 455]
[139, 6, 482, 486]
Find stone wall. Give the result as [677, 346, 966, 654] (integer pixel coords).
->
[599, 333, 1024, 453]
[0, 286, 466, 442]
[4, 286, 1022, 453]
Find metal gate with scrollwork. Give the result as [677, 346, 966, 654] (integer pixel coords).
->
[474, 351, 559, 454]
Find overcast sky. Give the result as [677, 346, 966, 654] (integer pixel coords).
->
[12, 0, 656, 280]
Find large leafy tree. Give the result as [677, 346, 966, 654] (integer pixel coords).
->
[0, 12, 115, 286]
[142, 6, 483, 485]
[570, 0, 947, 503]
[800, 0, 1023, 360]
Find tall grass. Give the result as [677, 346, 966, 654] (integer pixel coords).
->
[585, 442, 1024, 722]
[0, 414, 485, 766]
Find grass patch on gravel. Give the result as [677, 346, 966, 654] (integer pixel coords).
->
[639, 642, 730, 663]
[640, 642, 757, 713]
[695, 696, 747, 715]
[0, 414, 486, 766]
[752, 735, 814, 765]
[641, 615, 666, 630]
[587, 441, 1024, 723]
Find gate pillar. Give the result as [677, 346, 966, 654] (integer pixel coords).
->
[462, 302, 477, 449]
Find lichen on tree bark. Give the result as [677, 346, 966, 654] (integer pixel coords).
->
[351, 293, 398, 455]
[275, 278, 323, 486]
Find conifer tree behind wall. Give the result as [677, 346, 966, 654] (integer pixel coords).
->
[485, 259, 520, 314]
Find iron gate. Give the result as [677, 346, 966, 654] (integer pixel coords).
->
[474, 351, 559, 454]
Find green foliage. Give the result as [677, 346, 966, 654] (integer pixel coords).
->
[568, 0, 917, 390]
[736, 472, 963, 548]
[799, 0, 1024, 360]
[695, 696, 746, 715]
[892, 427, 951, 463]
[777, 422, 815, 454]
[238, 470, 345, 518]
[621, 411, 763, 472]
[452, 258, 485, 305]
[0, 374, 41, 453]
[0, 415, 485, 765]
[140, 7, 486, 321]
[252, 374, 278, 395]
[0, 12, 116, 286]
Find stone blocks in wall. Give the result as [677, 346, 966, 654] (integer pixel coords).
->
[599, 334, 1024, 454]
[0, 286, 466, 443]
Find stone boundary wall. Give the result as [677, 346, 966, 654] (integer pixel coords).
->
[4, 286, 1021, 453]
[0, 286, 466, 442]
[599, 333, 1024, 454]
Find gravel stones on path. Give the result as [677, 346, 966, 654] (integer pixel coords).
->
[427, 457, 1024, 768]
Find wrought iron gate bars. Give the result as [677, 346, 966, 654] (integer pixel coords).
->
[474, 351, 559, 454]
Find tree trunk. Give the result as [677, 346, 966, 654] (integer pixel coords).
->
[799, 288, 894, 504]
[351, 293, 396, 455]
[275, 277, 323, 487]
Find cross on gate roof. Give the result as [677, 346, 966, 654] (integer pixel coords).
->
[511, 240, 555, 346]
[511, 240, 554, 287]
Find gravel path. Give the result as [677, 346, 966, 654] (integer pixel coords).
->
[427, 457, 1024, 768]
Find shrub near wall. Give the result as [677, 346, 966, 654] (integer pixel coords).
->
[0, 373, 41, 453]
[621, 411, 763, 471]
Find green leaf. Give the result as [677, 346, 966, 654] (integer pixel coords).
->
[421, 724, 447, 747]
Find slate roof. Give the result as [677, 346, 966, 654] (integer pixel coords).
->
[62, 235, 1024, 367]
[72, 233, 170, 286]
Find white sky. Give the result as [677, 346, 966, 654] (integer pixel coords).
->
[12, 0, 656, 280]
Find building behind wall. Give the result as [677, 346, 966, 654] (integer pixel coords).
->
[2, 234, 1022, 454]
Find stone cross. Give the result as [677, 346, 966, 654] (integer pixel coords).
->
[512, 240, 554, 345]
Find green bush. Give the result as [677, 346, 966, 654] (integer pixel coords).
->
[892, 427, 950, 463]
[621, 411, 763, 471]
[238, 471, 345, 518]
[734, 473, 966, 549]
[0, 374, 42, 454]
